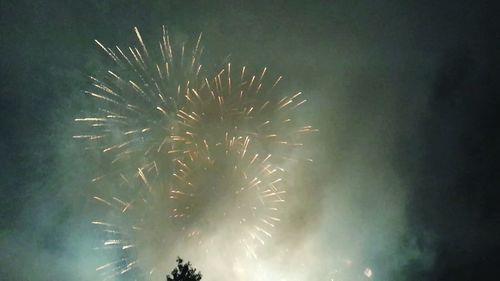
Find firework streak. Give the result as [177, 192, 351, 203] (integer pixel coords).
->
[75, 26, 317, 279]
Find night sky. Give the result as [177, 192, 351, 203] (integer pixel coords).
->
[1, 0, 499, 280]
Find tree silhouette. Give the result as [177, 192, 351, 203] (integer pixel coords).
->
[166, 257, 202, 281]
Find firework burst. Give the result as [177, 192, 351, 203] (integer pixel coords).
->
[75, 25, 204, 179]
[76, 26, 316, 279]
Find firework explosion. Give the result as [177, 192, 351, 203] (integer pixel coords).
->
[75, 26, 316, 279]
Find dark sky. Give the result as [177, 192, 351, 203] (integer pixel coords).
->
[1, 0, 499, 280]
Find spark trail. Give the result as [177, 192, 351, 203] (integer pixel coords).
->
[75, 26, 316, 279]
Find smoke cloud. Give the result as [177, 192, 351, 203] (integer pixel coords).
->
[2, 0, 496, 280]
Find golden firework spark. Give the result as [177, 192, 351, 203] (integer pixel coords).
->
[76, 26, 316, 279]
